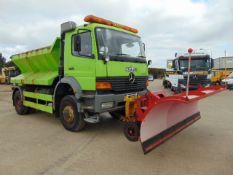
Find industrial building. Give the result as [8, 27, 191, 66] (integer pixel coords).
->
[214, 56, 233, 70]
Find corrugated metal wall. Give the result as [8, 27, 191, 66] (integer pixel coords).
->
[214, 57, 233, 69]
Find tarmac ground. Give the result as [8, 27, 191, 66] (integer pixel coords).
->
[0, 80, 232, 175]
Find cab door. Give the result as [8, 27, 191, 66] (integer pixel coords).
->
[64, 29, 96, 90]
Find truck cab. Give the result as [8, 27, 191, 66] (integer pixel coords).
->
[163, 52, 213, 93]
[61, 18, 148, 114]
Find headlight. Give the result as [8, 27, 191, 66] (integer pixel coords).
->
[180, 84, 186, 88]
[101, 102, 114, 109]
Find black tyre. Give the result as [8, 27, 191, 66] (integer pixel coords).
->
[174, 86, 182, 94]
[59, 95, 85, 132]
[124, 122, 140, 142]
[163, 80, 168, 88]
[13, 90, 29, 115]
[167, 82, 171, 88]
[171, 86, 175, 92]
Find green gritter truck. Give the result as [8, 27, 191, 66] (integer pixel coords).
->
[11, 15, 150, 131]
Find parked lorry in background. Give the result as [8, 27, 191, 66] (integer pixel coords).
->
[163, 51, 213, 93]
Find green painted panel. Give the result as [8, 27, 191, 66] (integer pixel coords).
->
[11, 72, 58, 85]
[95, 60, 148, 77]
[10, 38, 60, 86]
[64, 29, 96, 90]
[23, 101, 53, 113]
[23, 91, 53, 102]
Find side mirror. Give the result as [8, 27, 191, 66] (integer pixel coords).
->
[104, 56, 110, 63]
[74, 35, 81, 52]
[103, 47, 110, 63]
[147, 60, 152, 66]
[142, 43, 145, 51]
[211, 58, 214, 68]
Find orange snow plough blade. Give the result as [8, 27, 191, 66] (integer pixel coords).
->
[134, 85, 225, 154]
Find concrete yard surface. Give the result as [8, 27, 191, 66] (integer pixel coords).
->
[0, 80, 232, 175]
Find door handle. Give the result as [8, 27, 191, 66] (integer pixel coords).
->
[69, 67, 75, 70]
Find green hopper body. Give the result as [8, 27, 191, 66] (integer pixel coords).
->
[11, 38, 60, 86]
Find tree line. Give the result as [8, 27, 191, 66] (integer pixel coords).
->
[0, 53, 18, 70]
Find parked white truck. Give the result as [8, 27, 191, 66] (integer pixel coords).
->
[163, 52, 213, 93]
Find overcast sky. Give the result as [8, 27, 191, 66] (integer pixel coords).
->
[1, 0, 233, 68]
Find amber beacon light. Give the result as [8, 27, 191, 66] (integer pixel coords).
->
[84, 15, 138, 33]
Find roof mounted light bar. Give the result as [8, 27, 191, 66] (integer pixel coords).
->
[84, 15, 138, 33]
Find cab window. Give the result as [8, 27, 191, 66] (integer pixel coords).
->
[72, 32, 92, 57]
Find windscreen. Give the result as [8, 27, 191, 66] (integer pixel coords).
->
[96, 28, 146, 63]
[179, 57, 211, 71]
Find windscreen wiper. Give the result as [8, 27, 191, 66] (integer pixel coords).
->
[115, 53, 130, 56]
[138, 55, 146, 58]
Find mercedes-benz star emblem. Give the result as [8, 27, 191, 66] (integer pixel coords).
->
[129, 72, 135, 84]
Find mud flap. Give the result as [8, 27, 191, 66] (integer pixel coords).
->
[140, 100, 201, 154]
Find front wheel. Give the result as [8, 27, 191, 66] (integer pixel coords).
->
[163, 80, 168, 88]
[124, 122, 140, 142]
[60, 95, 86, 132]
[174, 86, 182, 94]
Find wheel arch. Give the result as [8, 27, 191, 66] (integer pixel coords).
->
[53, 77, 82, 115]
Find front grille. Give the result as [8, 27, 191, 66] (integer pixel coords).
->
[184, 74, 208, 85]
[97, 76, 147, 92]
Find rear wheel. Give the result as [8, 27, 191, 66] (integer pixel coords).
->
[13, 90, 29, 115]
[60, 95, 86, 132]
[124, 122, 140, 142]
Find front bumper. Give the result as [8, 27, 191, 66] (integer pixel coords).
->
[179, 79, 211, 90]
[83, 90, 147, 113]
